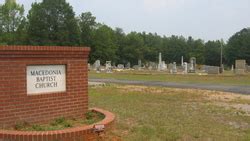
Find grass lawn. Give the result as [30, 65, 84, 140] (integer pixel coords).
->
[89, 84, 250, 141]
[89, 70, 250, 86]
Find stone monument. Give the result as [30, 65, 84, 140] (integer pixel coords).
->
[138, 59, 142, 70]
[117, 64, 125, 69]
[158, 52, 163, 71]
[235, 60, 246, 74]
[162, 61, 167, 70]
[94, 60, 101, 72]
[125, 62, 131, 69]
[204, 65, 220, 74]
[183, 62, 188, 74]
[189, 57, 196, 73]
[168, 63, 173, 74]
[181, 56, 184, 66]
[173, 62, 177, 74]
[105, 61, 112, 73]
[231, 65, 234, 71]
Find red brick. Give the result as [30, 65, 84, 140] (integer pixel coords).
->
[0, 46, 90, 127]
[0, 46, 115, 141]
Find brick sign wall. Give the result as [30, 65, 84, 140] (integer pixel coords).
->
[0, 46, 90, 128]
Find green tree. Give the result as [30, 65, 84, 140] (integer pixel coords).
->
[27, 0, 80, 46]
[187, 37, 205, 64]
[141, 32, 162, 62]
[225, 28, 250, 65]
[204, 40, 221, 66]
[162, 35, 187, 64]
[78, 12, 96, 46]
[114, 27, 127, 64]
[0, 0, 25, 45]
[123, 32, 144, 65]
[90, 24, 117, 64]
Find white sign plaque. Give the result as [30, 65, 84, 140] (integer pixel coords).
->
[27, 65, 66, 95]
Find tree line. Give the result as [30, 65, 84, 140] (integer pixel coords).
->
[0, 0, 249, 67]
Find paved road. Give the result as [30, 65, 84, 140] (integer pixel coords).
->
[89, 78, 250, 95]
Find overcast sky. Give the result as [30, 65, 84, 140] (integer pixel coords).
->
[1, 0, 250, 41]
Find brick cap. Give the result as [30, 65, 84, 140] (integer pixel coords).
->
[0, 45, 90, 52]
[0, 45, 90, 58]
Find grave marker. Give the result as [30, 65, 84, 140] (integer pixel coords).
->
[235, 60, 246, 74]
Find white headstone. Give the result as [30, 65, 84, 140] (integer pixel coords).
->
[162, 61, 167, 70]
[158, 52, 162, 71]
[126, 62, 131, 69]
[231, 65, 234, 71]
[183, 62, 188, 74]
[105, 61, 112, 73]
[94, 60, 101, 72]
[138, 60, 142, 70]
[181, 56, 184, 67]
[117, 64, 124, 69]
[173, 62, 177, 73]
[189, 57, 196, 73]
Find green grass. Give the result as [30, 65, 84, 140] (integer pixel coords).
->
[12, 111, 104, 131]
[89, 85, 250, 141]
[89, 70, 250, 85]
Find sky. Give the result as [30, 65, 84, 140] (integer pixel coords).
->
[1, 0, 250, 41]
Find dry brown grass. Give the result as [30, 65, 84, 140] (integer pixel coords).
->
[90, 84, 250, 141]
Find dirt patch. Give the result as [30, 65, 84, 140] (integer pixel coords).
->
[228, 121, 250, 129]
[117, 85, 165, 94]
[233, 104, 250, 113]
[203, 91, 250, 102]
[214, 102, 250, 115]
[116, 85, 203, 95]
[116, 85, 250, 102]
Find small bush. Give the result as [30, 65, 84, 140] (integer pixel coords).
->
[32, 125, 44, 131]
[14, 121, 29, 130]
[85, 111, 95, 120]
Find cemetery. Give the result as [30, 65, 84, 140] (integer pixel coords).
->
[0, 0, 250, 140]
[2, 46, 249, 141]
[89, 52, 250, 77]
[87, 57, 250, 140]
[0, 47, 249, 140]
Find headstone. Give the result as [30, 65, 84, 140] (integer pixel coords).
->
[204, 65, 220, 74]
[117, 64, 124, 69]
[183, 62, 188, 74]
[173, 62, 177, 74]
[162, 61, 167, 70]
[94, 60, 101, 72]
[168, 63, 173, 74]
[133, 65, 139, 70]
[235, 60, 246, 74]
[189, 57, 196, 73]
[147, 62, 157, 70]
[105, 61, 112, 73]
[138, 59, 142, 70]
[125, 62, 131, 69]
[158, 52, 162, 71]
[219, 64, 224, 73]
[181, 56, 184, 67]
[231, 65, 234, 71]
